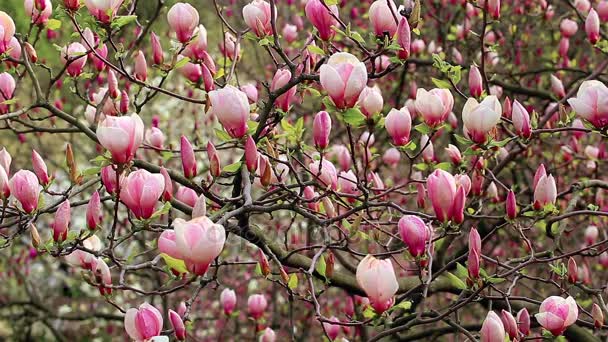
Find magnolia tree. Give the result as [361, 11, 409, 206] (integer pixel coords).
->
[1, 0, 608, 340]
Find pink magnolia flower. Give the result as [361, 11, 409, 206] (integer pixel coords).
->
[322, 316, 341, 341]
[445, 144, 462, 164]
[260, 327, 276, 342]
[468, 65, 483, 98]
[169, 309, 186, 340]
[560, 19, 578, 38]
[86, 191, 102, 230]
[415, 88, 454, 127]
[191, 194, 207, 218]
[220, 288, 237, 315]
[0, 11, 15, 53]
[592, 303, 604, 328]
[96, 113, 144, 164]
[242, 0, 272, 37]
[309, 159, 338, 190]
[550, 75, 566, 98]
[167, 2, 199, 43]
[305, 0, 338, 41]
[511, 100, 532, 138]
[150, 32, 164, 65]
[487, 0, 500, 19]
[517, 308, 530, 336]
[120, 170, 165, 219]
[248, 294, 268, 319]
[369, 0, 398, 36]
[24, 0, 52, 25]
[398, 215, 430, 257]
[174, 216, 225, 275]
[31, 150, 50, 185]
[176, 186, 198, 207]
[599, 1, 608, 21]
[0, 165, 9, 199]
[271, 69, 296, 112]
[101, 165, 123, 195]
[480, 311, 506, 342]
[506, 190, 517, 219]
[180, 135, 197, 179]
[209, 85, 250, 138]
[396, 17, 411, 59]
[358, 86, 384, 118]
[184, 25, 208, 60]
[462, 95, 502, 144]
[313, 111, 332, 149]
[84, 0, 124, 23]
[9, 170, 40, 213]
[282, 24, 297, 43]
[383, 147, 400, 167]
[319, 52, 368, 109]
[0, 73, 15, 103]
[94, 257, 112, 295]
[586, 9, 600, 44]
[535, 296, 578, 336]
[52, 200, 71, 242]
[427, 169, 469, 223]
[61, 43, 88, 77]
[220, 32, 240, 60]
[124, 303, 163, 342]
[500, 310, 518, 340]
[568, 80, 608, 129]
[356, 255, 398, 313]
[145, 127, 165, 150]
[241, 83, 258, 104]
[65, 235, 102, 270]
[533, 169, 557, 210]
[133, 50, 147, 82]
[385, 107, 412, 146]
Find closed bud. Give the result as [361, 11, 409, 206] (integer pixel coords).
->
[259, 155, 272, 186]
[592, 303, 604, 328]
[398, 215, 430, 258]
[506, 190, 517, 219]
[245, 135, 258, 173]
[24, 42, 37, 62]
[517, 308, 530, 336]
[32, 149, 50, 186]
[500, 310, 518, 340]
[397, 17, 411, 59]
[65, 143, 81, 184]
[192, 194, 207, 218]
[586, 9, 600, 45]
[119, 90, 129, 114]
[207, 141, 221, 177]
[169, 309, 186, 340]
[160, 167, 173, 201]
[512, 100, 532, 138]
[550, 75, 566, 98]
[180, 135, 197, 179]
[150, 32, 164, 65]
[52, 200, 71, 242]
[107, 69, 119, 98]
[279, 267, 289, 283]
[86, 191, 102, 230]
[567, 257, 578, 283]
[30, 223, 40, 248]
[326, 251, 334, 278]
[133, 50, 147, 82]
[385, 108, 412, 146]
[313, 111, 332, 149]
[468, 65, 483, 98]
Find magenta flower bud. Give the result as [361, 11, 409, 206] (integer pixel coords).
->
[167, 2, 199, 43]
[560, 19, 578, 38]
[145, 127, 165, 150]
[533, 172, 557, 210]
[568, 80, 608, 129]
[358, 86, 384, 118]
[305, 0, 338, 41]
[97, 113, 144, 164]
[313, 111, 332, 149]
[209, 85, 250, 138]
[467, 248, 480, 279]
[559, 37, 570, 58]
[369, 0, 398, 36]
[427, 169, 457, 222]
[567, 257, 578, 283]
[500, 310, 518, 340]
[415, 88, 454, 127]
[599, 1, 608, 21]
[247, 294, 268, 319]
[0, 73, 16, 103]
[356, 255, 398, 313]
[220, 33, 240, 60]
[506, 190, 517, 219]
[512, 100, 532, 138]
[94, 257, 112, 295]
[201, 64, 215, 92]
[271, 69, 296, 112]
[241, 83, 258, 104]
[586, 9, 600, 44]
[120, 170, 165, 219]
[133, 50, 147, 82]
[398, 215, 430, 257]
[397, 17, 411, 60]
[242, 0, 272, 37]
[61, 42, 88, 77]
[158, 230, 181, 263]
[220, 288, 237, 315]
[535, 296, 578, 336]
[450, 186, 466, 224]
[309, 159, 338, 190]
[487, 0, 500, 19]
[207, 141, 221, 178]
[332, 145, 351, 171]
[320, 52, 368, 109]
[480, 311, 506, 342]
[180, 135, 197, 179]
[119, 90, 129, 114]
[468, 227, 481, 254]
[25, 0, 52, 25]
[517, 308, 530, 336]
[383, 148, 401, 167]
[107, 69, 119, 99]
[585, 225, 599, 245]
[322, 316, 341, 341]
[303, 185, 319, 211]
[0, 166, 9, 199]
[468, 65, 483, 98]
[124, 303, 163, 342]
[31, 150, 50, 186]
[462, 95, 502, 144]
[63, 0, 80, 11]
[550, 75, 566, 98]
[169, 309, 186, 340]
[592, 303, 604, 328]
[159, 167, 173, 202]
[52, 200, 71, 242]
[9, 170, 40, 213]
[86, 191, 102, 230]
[283, 24, 297, 43]
[150, 32, 163, 65]
[260, 327, 276, 342]
[244, 136, 258, 173]
[84, 0, 122, 23]
[502, 96, 512, 118]
[445, 144, 462, 165]
[101, 165, 122, 195]
[178, 57, 203, 83]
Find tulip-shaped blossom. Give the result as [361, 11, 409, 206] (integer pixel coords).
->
[180, 136, 197, 179]
[271, 69, 296, 112]
[241, 83, 258, 104]
[385, 107, 412, 146]
[383, 148, 401, 167]
[356, 255, 399, 313]
[396, 17, 411, 59]
[9, 170, 40, 213]
[487, 0, 501, 19]
[533, 167, 557, 210]
[120, 170, 165, 219]
[462, 95, 502, 144]
[0, 166, 9, 200]
[427, 169, 468, 223]
[65, 235, 102, 270]
[169, 310, 186, 340]
[535, 296, 578, 336]
[567, 257, 578, 283]
[518, 308, 531, 336]
[319, 52, 368, 109]
[469, 65, 483, 98]
[0, 11, 15, 53]
[313, 111, 332, 149]
[322, 316, 341, 341]
[244, 136, 258, 172]
[242, 0, 272, 37]
[61, 43, 88, 77]
[506, 190, 517, 219]
[468, 227, 481, 278]
[260, 328, 276, 342]
[85, 0, 123, 23]
[52, 200, 71, 242]
[398, 215, 430, 257]
[208, 85, 250, 138]
[124, 303, 163, 342]
[220, 33, 240, 60]
[96, 113, 144, 164]
[248, 294, 268, 319]
[220, 288, 237, 315]
[101, 165, 123, 195]
[567, 80, 608, 128]
[0, 73, 15, 104]
[445, 144, 462, 165]
[184, 25, 208, 60]
[369, 0, 399, 37]
[150, 32, 164, 65]
[167, 2, 199, 43]
[305, 0, 338, 41]
[586, 9, 600, 44]
[31, 150, 50, 185]
[309, 159, 338, 190]
[133, 50, 147, 82]
[174, 216, 225, 275]
[415, 88, 454, 127]
[500, 310, 518, 340]
[550, 75, 566, 98]
[511, 100, 532, 138]
[145, 127, 165, 150]
[592, 303, 604, 328]
[207, 142, 221, 178]
[358, 86, 384, 118]
[24, 0, 52, 25]
[480, 311, 506, 342]
[86, 191, 102, 230]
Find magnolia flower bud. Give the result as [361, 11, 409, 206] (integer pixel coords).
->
[592, 303, 604, 328]
[469, 65, 483, 98]
[313, 111, 332, 149]
[180, 135, 197, 179]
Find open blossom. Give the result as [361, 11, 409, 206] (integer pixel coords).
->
[24, 0, 52, 25]
[480, 311, 506, 342]
[209, 85, 250, 138]
[415, 88, 454, 127]
[120, 170, 165, 219]
[535, 296, 578, 336]
[567, 80, 608, 128]
[61, 43, 88, 77]
[309, 159, 338, 190]
[124, 303, 163, 342]
[97, 113, 144, 164]
[9, 170, 40, 213]
[356, 255, 399, 313]
[305, 0, 338, 41]
[462, 95, 502, 144]
[85, 0, 123, 23]
[369, 0, 399, 37]
[183, 25, 208, 60]
[173, 216, 226, 275]
[271, 69, 296, 112]
[427, 169, 468, 223]
[319, 52, 368, 109]
[398, 215, 430, 257]
[167, 2, 199, 43]
[242, 0, 272, 37]
[0, 11, 15, 53]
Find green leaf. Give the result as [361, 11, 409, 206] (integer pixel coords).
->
[81, 166, 101, 176]
[316, 255, 327, 278]
[391, 301, 412, 312]
[485, 277, 506, 284]
[342, 108, 366, 127]
[160, 253, 188, 274]
[111, 15, 138, 30]
[1, 98, 18, 105]
[306, 45, 325, 56]
[414, 123, 432, 135]
[288, 273, 298, 289]
[325, 0, 339, 5]
[444, 271, 467, 290]
[431, 77, 452, 89]
[174, 57, 190, 69]
[223, 161, 242, 173]
[258, 38, 271, 46]
[434, 162, 451, 171]
[455, 262, 469, 279]
[350, 31, 366, 44]
[254, 262, 262, 276]
[214, 128, 232, 142]
[46, 19, 62, 30]
[414, 163, 428, 171]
